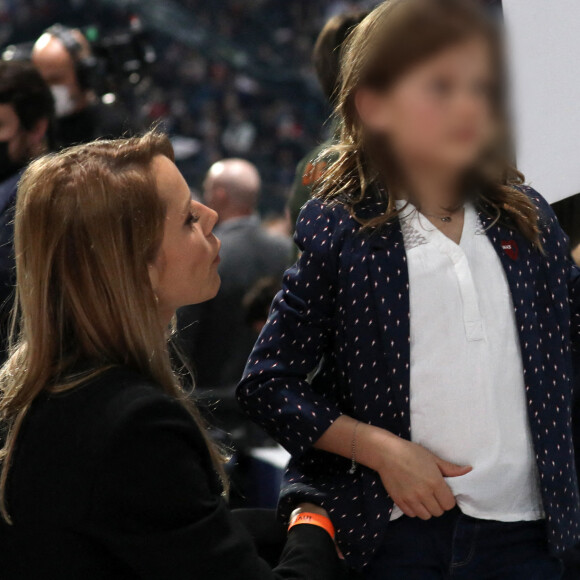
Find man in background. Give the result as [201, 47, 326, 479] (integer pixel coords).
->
[287, 11, 366, 231]
[177, 159, 291, 389]
[0, 61, 54, 359]
[32, 24, 130, 148]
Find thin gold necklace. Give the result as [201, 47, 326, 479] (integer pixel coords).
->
[423, 213, 453, 223]
[421, 206, 463, 223]
[392, 188, 463, 223]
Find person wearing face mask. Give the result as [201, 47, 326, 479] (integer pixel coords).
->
[32, 24, 133, 149]
[0, 60, 54, 362]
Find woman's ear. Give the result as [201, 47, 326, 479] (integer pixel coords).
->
[354, 87, 392, 133]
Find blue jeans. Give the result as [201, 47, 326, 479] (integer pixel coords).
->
[365, 507, 562, 579]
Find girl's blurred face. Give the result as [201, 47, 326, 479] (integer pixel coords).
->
[149, 155, 221, 324]
[356, 37, 498, 174]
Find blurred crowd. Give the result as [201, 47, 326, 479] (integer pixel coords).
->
[0, 0, 377, 215]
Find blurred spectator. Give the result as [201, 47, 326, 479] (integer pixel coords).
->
[263, 212, 292, 240]
[287, 10, 367, 231]
[243, 277, 282, 334]
[222, 109, 256, 155]
[32, 24, 132, 147]
[3, 0, 366, 202]
[177, 159, 291, 389]
[0, 60, 53, 360]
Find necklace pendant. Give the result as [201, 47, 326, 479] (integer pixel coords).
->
[440, 216, 452, 223]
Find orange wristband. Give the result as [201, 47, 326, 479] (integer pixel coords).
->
[288, 512, 335, 540]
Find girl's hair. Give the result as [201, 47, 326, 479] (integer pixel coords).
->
[316, 0, 541, 248]
[0, 131, 227, 522]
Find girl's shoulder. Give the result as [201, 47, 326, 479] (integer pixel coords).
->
[297, 197, 353, 225]
[296, 190, 388, 237]
[516, 184, 552, 216]
[293, 198, 361, 264]
[513, 185, 570, 254]
[294, 190, 393, 261]
[295, 198, 357, 243]
[515, 184, 562, 232]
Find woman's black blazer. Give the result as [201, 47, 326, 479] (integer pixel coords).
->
[0, 366, 343, 579]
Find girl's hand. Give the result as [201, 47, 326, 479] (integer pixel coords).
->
[368, 431, 472, 520]
[314, 417, 471, 520]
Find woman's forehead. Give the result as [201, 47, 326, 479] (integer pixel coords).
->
[153, 155, 190, 206]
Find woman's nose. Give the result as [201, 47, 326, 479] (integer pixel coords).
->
[201, 204, 219, 237]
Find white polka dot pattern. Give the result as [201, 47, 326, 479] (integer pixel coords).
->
[236, 187, 580, 572]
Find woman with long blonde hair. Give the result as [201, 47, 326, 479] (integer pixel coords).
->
[0, 132, 343, 579]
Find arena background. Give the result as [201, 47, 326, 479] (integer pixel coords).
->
[0, 0, 506, 221]
[2, 0, 386, 219]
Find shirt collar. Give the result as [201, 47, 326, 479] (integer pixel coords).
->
[395, 199, 479, 245]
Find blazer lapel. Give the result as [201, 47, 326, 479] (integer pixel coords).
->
[477, 207, 545, 404]
[477, 208, 542, 316]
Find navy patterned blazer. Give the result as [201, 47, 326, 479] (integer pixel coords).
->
[237, 186, 580, 571]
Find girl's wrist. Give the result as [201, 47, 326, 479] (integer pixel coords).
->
[354, 423, 400, 472]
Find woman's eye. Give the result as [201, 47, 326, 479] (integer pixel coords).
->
[185, 212, 200, 228]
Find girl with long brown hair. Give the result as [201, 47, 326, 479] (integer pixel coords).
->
[238, 0, 580, 577]
[0, 132, 344, 579]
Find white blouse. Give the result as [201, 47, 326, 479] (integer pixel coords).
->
[390, 201, 544, 522]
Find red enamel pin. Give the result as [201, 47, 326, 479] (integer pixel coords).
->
[501, 240, 519, 260]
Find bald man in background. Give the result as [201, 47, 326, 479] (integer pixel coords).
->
[177, 159, 292, 390]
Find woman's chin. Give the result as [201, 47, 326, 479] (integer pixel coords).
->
[211, 272, 221, 294]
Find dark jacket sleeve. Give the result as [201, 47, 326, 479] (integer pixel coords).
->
[86, 389, 344, 580]
[237, 200, 346, 457]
